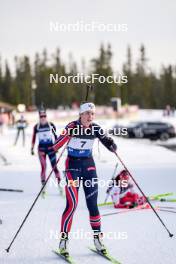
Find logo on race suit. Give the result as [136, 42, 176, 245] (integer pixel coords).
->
[88, 103, 94, 109]
[79, 150, 85, 154]
[38, 129, 53, 143]
[87, 166, 95, 171]
[43, 133, 48, 142]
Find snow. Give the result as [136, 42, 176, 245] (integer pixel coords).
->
[0, 113, 176, 264]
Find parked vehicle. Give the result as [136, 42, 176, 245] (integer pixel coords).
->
[111, 121, 176, 141]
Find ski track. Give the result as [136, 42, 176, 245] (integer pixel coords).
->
[0, 116, 176, 264]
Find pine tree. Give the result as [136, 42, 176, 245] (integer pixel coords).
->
[91, 44, 116, 105]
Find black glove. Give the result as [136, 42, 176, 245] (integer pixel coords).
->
[31, 147, 34, 155]
[106, 137, 117, 152]
[106, 186, 112, 194]
[109, 142, 117, 152]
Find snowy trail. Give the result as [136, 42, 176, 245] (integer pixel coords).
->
[0, 122, 176, 264]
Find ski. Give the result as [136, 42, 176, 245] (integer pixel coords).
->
[88, 247, 121, 264]
[0, 188, 23, 193]
[101, 203, 154, 217]
[98, 201, 113, 207]
[150, 192, 174, 200]
[159, 198, 176, 202]
[101, 204, 176, 217]
[158, 206, 176, 210]
[0, 153, 11, 165]
[158, 208, 176, 214]
[53, 249, 76, 264]
[98, 192, 175, 207]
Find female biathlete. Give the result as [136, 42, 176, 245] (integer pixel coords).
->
[107, 169, 146, 208]
[51, 102, 117, 256]
[31, 109, 60, 196]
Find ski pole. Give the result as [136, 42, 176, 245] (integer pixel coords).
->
[104, 162, 118, 203]
[5, 144, 67, 253]
[104, 193, 110, 204]
[113, 151, 174, 238]
[85, 84, 94, 101]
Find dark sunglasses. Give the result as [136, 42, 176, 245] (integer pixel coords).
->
[40, 115, 46, 118]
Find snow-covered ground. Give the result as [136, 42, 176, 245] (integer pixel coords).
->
[0, 115, 176, 264]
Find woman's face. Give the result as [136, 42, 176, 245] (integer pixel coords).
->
[40, 115, 47, 125]
[80, 110, 95, 127]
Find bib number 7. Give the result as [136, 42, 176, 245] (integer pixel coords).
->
[80, 141, 86, 148]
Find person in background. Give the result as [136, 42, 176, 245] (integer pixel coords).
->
[107, 170, 146, 208]
[31, 109, 61, 197]
[14, 114, 28, 146]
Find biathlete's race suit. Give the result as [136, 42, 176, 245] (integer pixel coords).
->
[52, 119, 117, 233]
[31, 122, 60, 184]
[107, 170, 146, 208]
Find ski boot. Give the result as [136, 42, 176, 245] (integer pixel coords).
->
[41, 180, 47, 198]
[93, 232, 107, 254]
[59, 232, 69, 257]
[58, 183, 64, 197]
